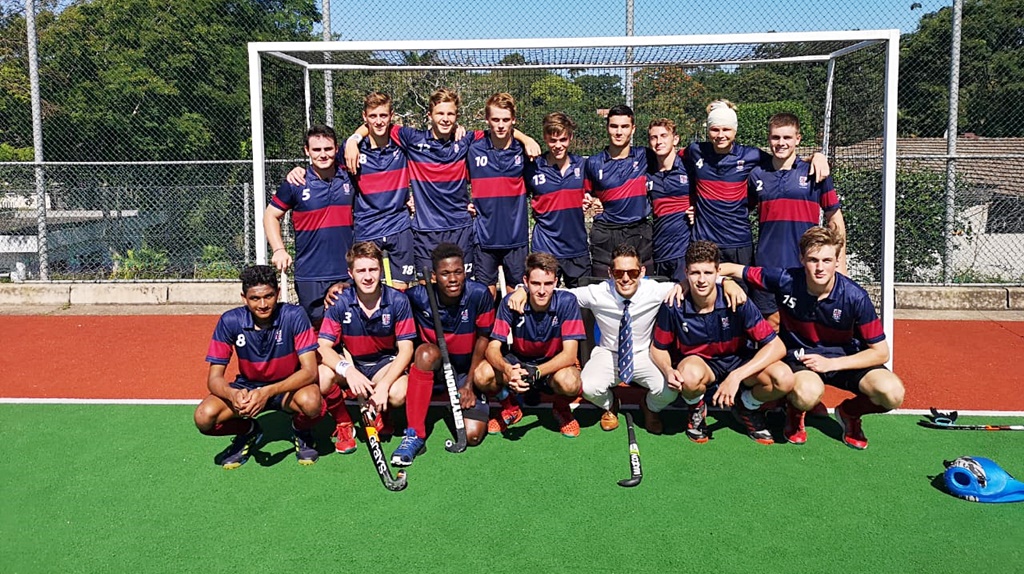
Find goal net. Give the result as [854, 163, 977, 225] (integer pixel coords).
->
[248, 31, 899, 355]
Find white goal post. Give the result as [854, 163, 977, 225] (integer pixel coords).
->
[247, 30, 899, 363]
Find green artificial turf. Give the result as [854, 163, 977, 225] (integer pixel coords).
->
[1, 405, 1022, 573]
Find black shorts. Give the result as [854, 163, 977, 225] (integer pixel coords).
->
[589, 218, 654, 276]
[654, 257, 687, 283]
[230, 377, 286, 411]
[364, 229, 416, 284]
[294, 279, 345, 324]
[433, 370, 489, 422]
[413, 226, 476, 279]
[786, 360, 888, 393]
[476, 245, 528, 287]
[557, 254, 592, 288]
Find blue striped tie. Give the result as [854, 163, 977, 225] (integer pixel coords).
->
[618, 299, 634, 384]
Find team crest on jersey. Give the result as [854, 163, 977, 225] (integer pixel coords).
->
[633, 161, 639, 171]
[721, 317, 730, 330]
[736, 160, 745, 171]
[461, 309, 469, 323]
[343, 184, 351, 195]
[454, 143, 460, 153]
[573, 168, 581, 179]
[832, 309, 843, 322]
[679, 174, 688, 184]
[551, 316, 559, 327]
[275, 330, 283, 344]
[382, 313, 391, 327]
[515, 155, 522, 166]
[799, 176, 809, 188]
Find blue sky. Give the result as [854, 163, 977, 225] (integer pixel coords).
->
[324, 0, 951, 41]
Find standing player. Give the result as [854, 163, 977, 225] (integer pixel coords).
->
[651, 241, 793, 444]
[468, 93, 530, 298]
[647, 118, 692, 282]
[477, 252, 587, 437]
[396, 243, 496, 465]
[317, 241, 416, 453]
[524, 112, 591, 288]
[749, 112, 846, 328]
[266, 124, 354, 327]
[343, 88, 539, 279]
[721, 227, 905, 449]
[194, 265, 324, 469]
[683, 100, 829, 274]
[584, 104, 654, 278]
[286, 93, 415, 289]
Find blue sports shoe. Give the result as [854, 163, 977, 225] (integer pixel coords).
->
[391, 428, 426, 467]
[292, 427, 319, 466]
[215, 420, 263, 470]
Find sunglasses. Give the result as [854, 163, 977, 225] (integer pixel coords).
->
[611, 268, 641, 280]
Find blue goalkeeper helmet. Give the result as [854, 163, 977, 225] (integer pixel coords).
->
[943, 456, 1024, 503]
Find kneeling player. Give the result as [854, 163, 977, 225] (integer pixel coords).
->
[318, 241, 416, 453]
[722, 226, 905, 449]
[651, 241, 793, 444]
[397, 243, 496, 465]
[194, 265, 324, 469]
[477, 252, 587, 438]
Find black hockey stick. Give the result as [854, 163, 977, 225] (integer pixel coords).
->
[358, 396, 407, 491]
[919, 407, 1024, 431]
[617, 412, 643, 487]
[422, 266, 468, 453]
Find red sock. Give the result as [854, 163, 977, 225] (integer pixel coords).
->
[552, 394, 573, 413]
[206, 418, 253, 436]
[406, 365, 434, 439]
[292, 397, 327, 431]
[324, 385, 352, 426]
[842, 393, 889, 417]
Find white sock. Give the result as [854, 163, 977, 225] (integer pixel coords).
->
[683, 393, 703, 405]
[741, 389, 763, 411]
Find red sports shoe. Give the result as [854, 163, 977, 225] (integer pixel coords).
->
[685, 400, 709, 444]
[783, 404, 807, 445]
[834, 404, 868, 450]
[333, 422, 357, 454]
[487, 405, 523, 435]
[552, 403, 580, 438]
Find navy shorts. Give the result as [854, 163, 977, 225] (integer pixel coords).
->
[230, 377, 286, 411]
[354, 355, 397, 380]
[590, 218, 654, 277]
[750, 288, 778, 316]
[294, 279, 345, 324]
[365, 229, 415, 284]
[703, 354, 751, 384]
[654, 257, 687, 283]
[413, 226, 476, 279]
[476, 245, 528, 287]
[503, 352, 554, 394]
[556, 254, 592, 289]
[786, 360, 888, 394]
[433, 370, 489, 422]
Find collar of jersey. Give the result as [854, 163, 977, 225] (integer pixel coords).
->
[242, 303, 283, 330]
[681, 284, 729, 315]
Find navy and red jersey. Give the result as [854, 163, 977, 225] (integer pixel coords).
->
[391, 125, 479, 232]
[750, 160, 841, 269]
[491, 290, 587, 362]
[271, 166, 354, 282]
[406, 279, 495, 375]
[351, 137, 411, 241]
[648, 154, 692, 263]
[318, 285, 417, 365]
[584, 146, 652, 225]
[206, 304, 318, 384]
[525, 154, 588, 258]
[468, 133, 528, 249]
[653, 285, 776, 363]
[744, 266, 885, 358]
[683, 142, 770, 249]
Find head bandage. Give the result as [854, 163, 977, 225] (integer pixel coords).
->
[707, 102, 737, 129]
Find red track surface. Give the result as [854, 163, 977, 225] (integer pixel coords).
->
[2, 315, 1022, 410]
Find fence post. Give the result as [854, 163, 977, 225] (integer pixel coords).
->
[26, 0, 48, 280]
[243, 182, 251, 265]
[943, 0, 963, 284]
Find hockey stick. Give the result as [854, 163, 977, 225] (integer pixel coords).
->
[617, 412, 643, 488]
[357, 396, 408, 491]
[422, 266, 468, 453]
[279, 269, 289, 303]
[382, 249, 393, 288]
[919, 407, 1024, 431]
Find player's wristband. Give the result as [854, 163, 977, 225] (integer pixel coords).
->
[715, 276, 735, 285]
[335, 360, 352, 378]
[348, 134, 363, 144]
[273, 247, 286, 253]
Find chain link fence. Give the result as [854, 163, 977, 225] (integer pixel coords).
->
[0, 0, 1021, 283]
